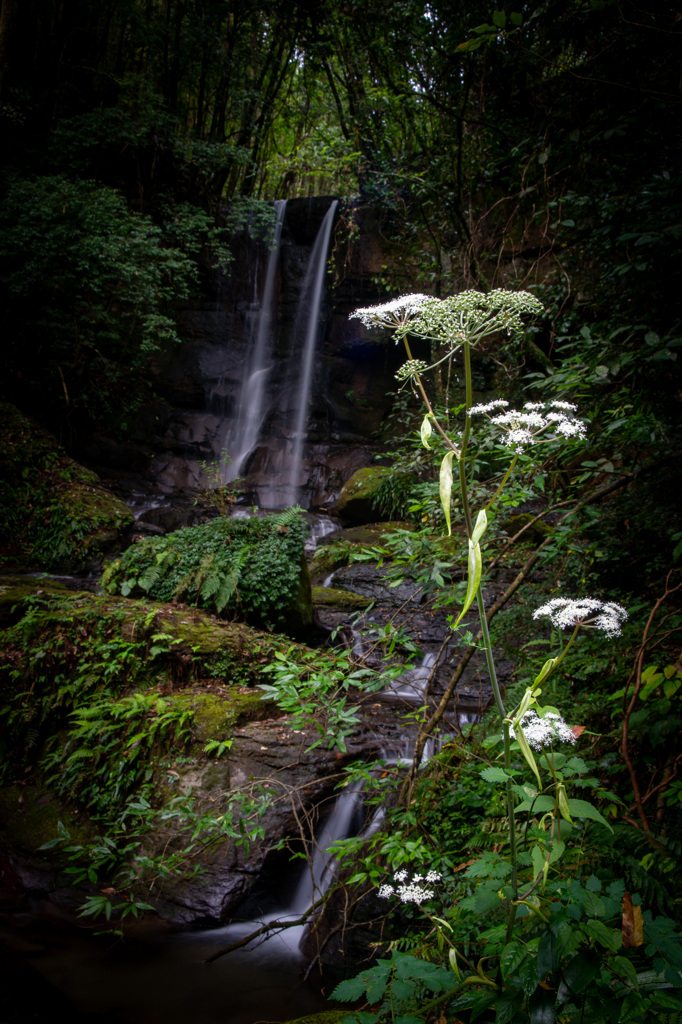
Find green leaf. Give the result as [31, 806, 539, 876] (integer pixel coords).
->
[471, 508, 488, 545]
[420, 414, 433, 449]
[512, 723, 543, 792]
[562, 951, 599, 995]
[584, 918, 622, 952]
[533, 657, 558, 687]
[492, 10, 507, 28]
[515, 795, 555, 815]
[480, 765, 514, 783]
[529, 986, 556, 1024]
[567, 798, 613, 832]
[500, 942, 527, 980]
[451, 539, 481, 628]
[439, 451, 455, 536]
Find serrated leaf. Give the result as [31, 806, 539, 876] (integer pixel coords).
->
[515, 795, 555, 815]
[480, 765, 512, 783]
[584, 918, 622, 952]
[500, 942, 527, 980]
[567, 798, 613, 832]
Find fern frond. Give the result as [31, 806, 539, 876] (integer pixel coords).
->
[271, 505, 306, 528]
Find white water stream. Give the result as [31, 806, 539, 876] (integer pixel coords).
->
[279, 199, 338, 508]
[224, 200, 287, 481]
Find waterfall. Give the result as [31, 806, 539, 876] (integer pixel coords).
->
[280, 199, 338, 507]
[199, 781, 365, 961]
[224, 199, 287, 481]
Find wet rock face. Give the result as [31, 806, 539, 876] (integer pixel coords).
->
[114, 198, 405, 507]
[149, 717, 348, 924]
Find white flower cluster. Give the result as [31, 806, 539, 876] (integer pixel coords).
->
[350, 294, 430, 330]
[350, 290, 544, 352]
[378, 867, 442, 904]
[468, 399, 587, 451]
[469, 399, 509, 415]
[511, 710, 577, 750]
[533, 597, 628, 637]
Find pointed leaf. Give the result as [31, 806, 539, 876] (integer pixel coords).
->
[452, 540, 482, 628]
[567, 798, 613, 832]
[471, 508, 488, 545]
[534, 658, 558, 688]
[420, 414, 433, 449]
[513, 721, 543, 791]
[439, 451, 455, 536]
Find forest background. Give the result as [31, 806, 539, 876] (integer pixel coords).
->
[0, 2, 681, 1023]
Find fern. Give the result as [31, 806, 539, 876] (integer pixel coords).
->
[270, 505, 306, 528]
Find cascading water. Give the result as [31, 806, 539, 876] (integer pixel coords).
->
[223, 199, 287, 481]
[279, 199, 338, 508]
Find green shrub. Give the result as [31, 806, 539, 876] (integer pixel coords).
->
[102, 508, 311, 629]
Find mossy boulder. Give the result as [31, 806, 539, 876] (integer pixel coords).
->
[506, 513, 554, 544]
[0, 573, 73, 627]
[312, 586, 373, 610]
[0, 402, 133, 571]
[283, 1014, 347, 1024]
[334, 466, 393, 525]
[102, 510, 313, 634]
[308, 522, 413, 583]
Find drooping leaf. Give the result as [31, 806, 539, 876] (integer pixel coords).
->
[420, 413, 433, 449]
[451, 539, 481, 628]
[622, 892, 644, 948]
[439, 450, 455, 536]
[566, 798, 613, 832]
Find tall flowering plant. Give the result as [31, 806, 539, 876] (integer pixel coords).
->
[329, 291, 682, 1023]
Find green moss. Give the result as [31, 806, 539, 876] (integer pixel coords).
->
[0, 785, 94, 854]
[0, 574, 73, 627]
[171, 690, 276, 745]
[308, 523, 413, 582]
[335, 466, 393, 525]
[312, 586, 372, 610]
[506, 513, 554, 544]
[283, 1013, 347, 1024]
[0, 402, 133, 571]
[102, 509, 312, 632]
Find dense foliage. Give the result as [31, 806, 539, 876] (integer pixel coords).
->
[102, 507, 311, 628]
[0, 402, 132, 569]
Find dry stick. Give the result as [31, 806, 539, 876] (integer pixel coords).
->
[399, 532, 555, 806]
[203, 894, 329, 963]
[622, 571, 682, 832]
[399, 461, 659, 806]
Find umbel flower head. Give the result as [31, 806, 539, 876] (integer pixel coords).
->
[395, 358, 429, 383]
[404, 289, 545, 349]
[469, 399, 587, 452]
[351, 289, 544, 350]
[350, 294, 430, 331]
[511, 709, 577, 750]
[378, 867, 442, 904]
[533, 597, 628, 638]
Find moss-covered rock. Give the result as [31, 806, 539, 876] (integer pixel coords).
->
[506, 513, 554, 544]
[0, 785, 94, 856]
[334, 466, 393, 525]
[308, 522, 413, 583]
[312, 586, 373, 610]
[0, 402, 133, 571]
[0, 573, 73, 627]
[283, 1013, 347, 1024]
[101, 510, 313, 633]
